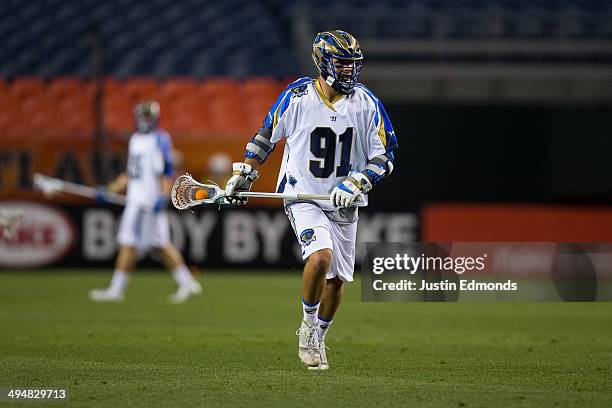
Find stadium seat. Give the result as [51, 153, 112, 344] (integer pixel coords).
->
[103, 87, 133, 132]
[105, 104, 133, 133]
[199, 78, 239, 103]
[241, 79, 280, 131]
[160, 78, 199, 103]
[56, 86, 96, 133]
[207, 98, 248, 135]
[122, 77, 160, 105]
[22, 92, 58, 131]
[8, 77, 45, 102]
[241, 77, 279, 101]
[47, 78, 85, 102]
[163, 93, 209, 134]
[4, 1, 611, 78]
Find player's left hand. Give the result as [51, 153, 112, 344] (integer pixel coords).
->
[94, 187, 109, 204]
[152, 196, 168, 213]
[330, 172, 372, 208]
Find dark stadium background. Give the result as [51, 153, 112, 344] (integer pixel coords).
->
[1, 0, 611, 268]
[1, 2, 612, 408]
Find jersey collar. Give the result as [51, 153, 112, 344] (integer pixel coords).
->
[314, 78, 346, 112]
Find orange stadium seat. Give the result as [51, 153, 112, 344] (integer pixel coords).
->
[103, 88, 133, 132]
[47, 78, 84, 101]
[46, 79, 96, 133]
[244, 100, 270, 131]
[23, 92, 59, 131]
[241, 79, 280, 132]
[0, 89, 21, 134]
[199, 77, 239, 103]
[207, 97, 248, 135]
[0, 88, 10, 113]
[8, 77, 45, 102]
[105, 105, 133, 133]
[103, 78, 121, 96]
[159, 78, 199, 133]
[163, 93, 208, 134]
[241, 77, 279, 101]
[0, 109, 15, 132]
[160, 78, 198, 103]
[57, 93, 95, 133]
[122, 77, 160, 105]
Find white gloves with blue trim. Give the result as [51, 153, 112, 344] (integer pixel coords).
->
[225, 162, 259, 205]
[330, 172, 372, 208]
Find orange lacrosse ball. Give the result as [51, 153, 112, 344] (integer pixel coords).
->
[195, 189, 208, 200]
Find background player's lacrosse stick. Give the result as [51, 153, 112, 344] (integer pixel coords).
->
[33, 173, 127, 206]
[171, 174, 361, 210]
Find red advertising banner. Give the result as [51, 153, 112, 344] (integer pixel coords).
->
[422, 204, 612, 241]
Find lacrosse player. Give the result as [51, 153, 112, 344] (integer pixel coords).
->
[225, 31, 397, 369]
[89, 101, 201, 303]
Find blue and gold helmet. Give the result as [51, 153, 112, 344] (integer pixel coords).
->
[133, 100, 160, 134]
[312, 30, 363, 94]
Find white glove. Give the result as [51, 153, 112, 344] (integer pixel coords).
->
[330, 172, 372, 208]
[225, 162, 259, 205]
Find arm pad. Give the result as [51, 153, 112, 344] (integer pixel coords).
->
[245, 126, 275, 163]
[362, 153, 394, 185]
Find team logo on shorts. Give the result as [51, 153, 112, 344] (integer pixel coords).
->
[300, 228, 316, 247]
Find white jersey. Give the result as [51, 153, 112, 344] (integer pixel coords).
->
[125, 129, 174, 207]
[266, 78, 396, 212]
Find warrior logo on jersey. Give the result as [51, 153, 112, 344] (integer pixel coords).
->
[300, 228, 316, 247]
[291, 84, 308, 98]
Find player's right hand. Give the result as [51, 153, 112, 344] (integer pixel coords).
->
[225, 162, 259, 205]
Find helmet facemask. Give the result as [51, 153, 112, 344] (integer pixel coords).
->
[312, 30, 364, 95]
[322, 57, 363, 95]
[134, 101, 160, 134]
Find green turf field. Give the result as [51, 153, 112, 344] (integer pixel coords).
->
[0, 270, 611, 407]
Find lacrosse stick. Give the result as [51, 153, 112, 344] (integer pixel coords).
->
[33, 173, 127, 206]
[171, 173, 353, 210]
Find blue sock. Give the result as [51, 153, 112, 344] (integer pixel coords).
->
[302, 298, 320, 324]
[317, 315, 333, 340]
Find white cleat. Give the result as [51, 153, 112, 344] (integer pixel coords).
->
[308, 339, 329, 371]
[89, 288, 124, 302]
[296, 320, 320, 367]
[168, 280, 202, 304]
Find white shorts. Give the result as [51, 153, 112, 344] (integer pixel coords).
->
[117, 205, 170, 249]
[285, 202, 358, 282]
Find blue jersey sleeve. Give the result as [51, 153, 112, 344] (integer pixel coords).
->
[376, 100, 398, 162]
[156, 131, 174, 177]
[245, 77, 313, 163]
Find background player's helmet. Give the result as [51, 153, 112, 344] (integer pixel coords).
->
[312, 30, 363, 94]
[133, 100, 160, 134]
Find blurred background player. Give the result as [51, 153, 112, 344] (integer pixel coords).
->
[89, 101, 201, 304]
[225, 30, 397, 370]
